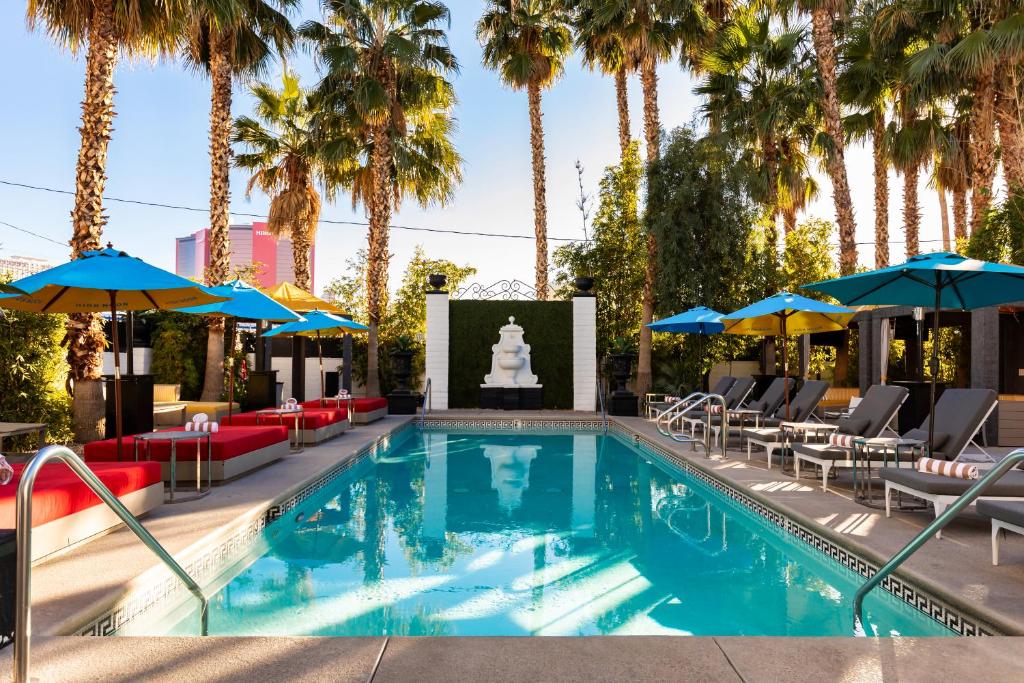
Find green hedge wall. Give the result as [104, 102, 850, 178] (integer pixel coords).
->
[449, 300, 573, 409]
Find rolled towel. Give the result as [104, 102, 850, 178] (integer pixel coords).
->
[708, 404, 724, 415]
[283, 398, 300, 412]
[917, 456, 978, 480]
[0, 455, 13, 485]
[185, 420, 219, 433]
[828, 433, 857, 448]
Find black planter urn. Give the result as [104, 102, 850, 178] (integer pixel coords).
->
[608, 353, 635, 395]
[390, 350, 415, 394]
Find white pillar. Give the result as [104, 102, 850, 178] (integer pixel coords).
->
[573, 294, 597, 411]
[422, 432, 448, 539]
[572, 434, 597, 537]
[425, 289, 450, 409]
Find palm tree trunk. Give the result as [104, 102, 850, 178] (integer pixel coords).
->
[366, 126, 393, 397]
[938, 181, 951, 251]
[810, 7, 858, 275]
[291, 222, 313, 292]
[638, 58, 660, 398]
[996, 61, 1024, 194]
[782, 207, 797, 236]
[200, 36, 233, 402]
[872, 109, 889, 268]
[969, 64, 997, 234]
[615, 66, 630, 159]
[68, 0, 117, 443]
[903, 163, 921, 257]
[527, 80, 549, 300]
[953, 186, 969, 242]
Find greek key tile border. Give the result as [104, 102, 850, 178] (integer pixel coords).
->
[610, 422, 999, 637]
[421, 418, 606, 431]
[75, 424, 415, 637]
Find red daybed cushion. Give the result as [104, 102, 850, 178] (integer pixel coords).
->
[0, 461, 162, 528]
[300, 398, 387, 413]
[83, 425, 289, 463]
[222, 408, 346, 430]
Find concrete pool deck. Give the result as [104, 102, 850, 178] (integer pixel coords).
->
[3, 410, 1024, 680]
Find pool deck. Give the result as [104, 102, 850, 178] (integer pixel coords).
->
[3, 410, 1024, 680]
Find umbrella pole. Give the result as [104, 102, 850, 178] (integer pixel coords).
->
[928, 278, 941, 456]
[317, 331, 325, 402]
[227, 318, 237, 420]
[782, 315, 790, 421]
[108, 292, 123, 460]
[697, 334, 704, 393]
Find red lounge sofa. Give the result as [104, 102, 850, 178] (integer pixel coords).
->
[0, 461, 163, 562]
[221, 407, 349, 444]
[301, 397, 388, 424]
[84, 425, 289, 482]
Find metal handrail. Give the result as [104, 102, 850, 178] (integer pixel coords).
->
[852, 449, 1024, 634]
[15, 445, 208, 682]
[655, 392, 708, 436]
[659, 393, 729, 458]
[419, 378, 432, 427]
[596, 375, 608, 434]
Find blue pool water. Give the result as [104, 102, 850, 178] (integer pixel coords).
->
[144, 430, 953, 637]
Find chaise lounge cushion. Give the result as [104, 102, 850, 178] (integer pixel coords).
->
[881, 468, 1024, 497]
[0, 461, 162, 528]
[300, 398, 386, 414]
[84, 425, 289, 463]
[222, 408, 347, 430]
[902, 428, 950, 452]
[836, 416, 870, 435]
[977, 500, 1024, 527]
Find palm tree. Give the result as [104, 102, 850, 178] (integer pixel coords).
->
[233, 72, 326, 291]
[183, 0, 297, 401]
[699, 14, 820, 247]
[838, 3, 898, 267]
[572, 0, 635, 158]
[792, 0, 859, 274]
[477, 0, 572, 300]
[26, 0, 181, 441]
[303, 0, 460, 397]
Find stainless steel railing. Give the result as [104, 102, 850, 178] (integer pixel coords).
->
[15, 445, 208, 683]
[852, 448, 1024, 634]
[596, 375, 608, 434]
[658, 393, 729, 458]
[419, 378, 432, 427]
[654, 392, 708, 436]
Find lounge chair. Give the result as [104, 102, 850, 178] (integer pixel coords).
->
[84, 425, 290, 483]
[744, 380, 830, 468]
[877, 389, 1003, 535]
[706, 377, 794, 445]
[648, 376, 736, 421]
[791, 385, 909, 491]
[0, 460, 163, 561]
[301, 397, 388, 424]
[222, 406, 350, 444]
[679, 377, 756, 437]
[978, 499, 1024, 565]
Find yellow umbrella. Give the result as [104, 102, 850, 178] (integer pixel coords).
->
[263, 282, 345, 314]
[723, 292, 854, 419]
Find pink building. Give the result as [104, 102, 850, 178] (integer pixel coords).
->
[174, 222, 313, 290]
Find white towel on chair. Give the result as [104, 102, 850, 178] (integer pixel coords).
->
[917, 456, 978, 480]
[0, 455, 13, 485]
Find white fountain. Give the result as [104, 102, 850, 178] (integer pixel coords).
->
[480, 317, 543, 409]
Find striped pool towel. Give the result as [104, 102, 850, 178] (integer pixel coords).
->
[917, 456, 978, 480]
[186, 413, 219, 433]
[828, 433, 857, 448]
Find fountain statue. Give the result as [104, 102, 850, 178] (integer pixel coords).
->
[480, 316, 544, 409]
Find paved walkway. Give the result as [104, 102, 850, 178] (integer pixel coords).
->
[613, 417, 1024, 634]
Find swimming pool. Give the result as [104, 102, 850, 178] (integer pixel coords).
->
[132, 429, 953, 637]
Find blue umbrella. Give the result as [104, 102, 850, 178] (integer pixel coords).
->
[0, 246, 226, 457]
[723, 292, 854, 419]
[647, 307, 725, 391]
[264, 310, 369, 401]
[803, 252, 1024, 452]
[176, 279, 301, 418]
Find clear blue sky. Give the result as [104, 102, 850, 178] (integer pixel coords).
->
[0, 1, 945, 297]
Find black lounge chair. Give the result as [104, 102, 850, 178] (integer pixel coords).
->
[876, 390, 1003, 537]
[791, 385, 909, 491]
[744, 380, 830, 468]
[978, 499, 1024, 565]
[706, 376, 794, 445]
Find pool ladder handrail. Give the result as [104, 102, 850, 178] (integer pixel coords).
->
[656, 393, 728, 459]
[852, 448, 1024, 635]
[596, 373, 608, 434]
[14, 445, 208, 683]
[420, 377, 432, 427]
[654, 392, 707, 435]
